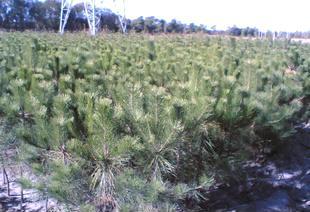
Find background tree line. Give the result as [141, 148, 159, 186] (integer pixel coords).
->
[0, 0, 259, 36]
[1, 0, 310, 38]
[0, 0, 208, 33]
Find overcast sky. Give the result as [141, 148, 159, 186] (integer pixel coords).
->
[72, 0, 310, 31]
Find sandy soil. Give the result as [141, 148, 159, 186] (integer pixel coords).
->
[0, 163, 65, 211]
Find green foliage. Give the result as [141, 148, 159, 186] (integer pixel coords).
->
[115, 169, 164, 209]
[0, 33, 308, 210]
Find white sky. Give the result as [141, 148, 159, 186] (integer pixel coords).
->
[73, 0, 310, 31]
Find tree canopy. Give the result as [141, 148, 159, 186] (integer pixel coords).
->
[0, 0, 272, 36]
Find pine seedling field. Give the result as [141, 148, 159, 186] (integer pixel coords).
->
[0, 33, 309, 211]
